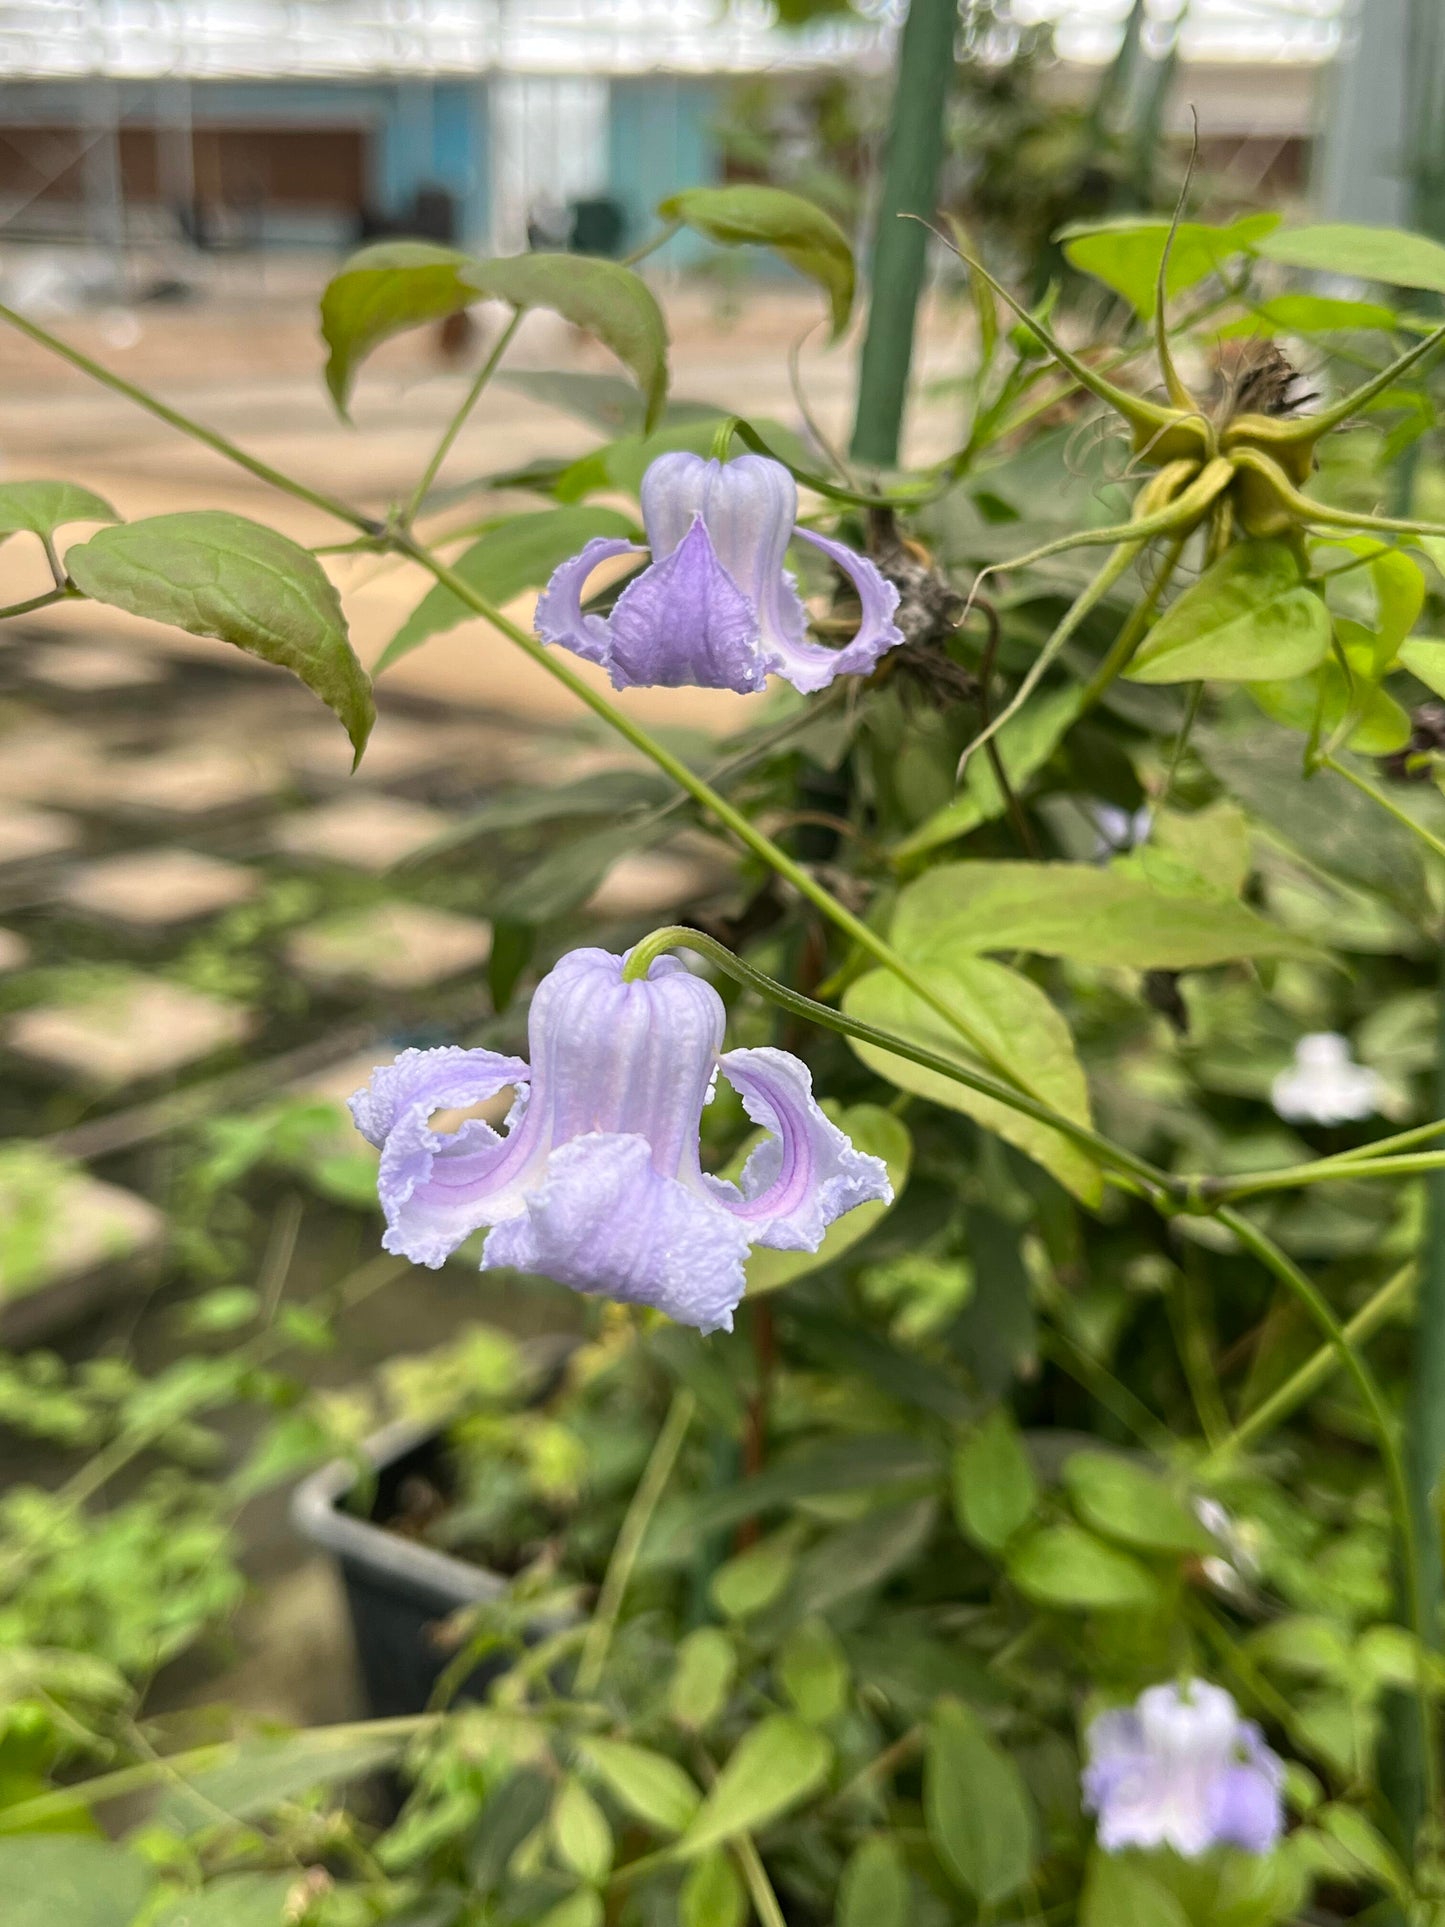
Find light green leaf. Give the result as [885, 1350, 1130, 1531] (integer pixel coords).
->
[776, 1617, 851, 1725]
[1398, 634, 1445, 698]
[892, 685, 1081, 860]
[843, 957, 1102, 1205]
[743, 1104, 911, 1298]
[320, 239, 479, 414]
[681, 1848, 747, 1927]
[537, 1891, 605, 1927]
[152, 1729, 410, 1833]
[1006, 1523, 1160, 1611]
[0, 1837, 153, 1927]
[1062, 1451, 1213, 1556]
[1081, 1852, 1191, 1927]
[1259, 223, 1445, 294]
[0, 480, 118, 543]
[152, 1873, 296, 1927]
[464, 253, 669, 430]
[925, 1699, 1037, 1905]
[837, 1837, 909, 1927]
[379, 503, 639, 671]
[1251, 654, 1412, 756]
[668, 1628, 737, 1733]
[891, 859, 1310, 968]
[677, 1715, 832, 1858]
[1153, 801, 1252, 896]
[1059, 213, 1280, 317]
[1216, 293, 1400, 339]
[660, 184, 854, 337]
[65, 511, 373, 762]
[1130, 540, 1330, 684]
[953, 1410, 1039, 1553]
[710, 1533, 797, 1620]
[551, 1776, 613, 1883]
[579, 1739, 701, 1835]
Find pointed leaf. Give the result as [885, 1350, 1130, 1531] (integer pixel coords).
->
[379, 503, 639, 671]
[925, 1699, 1038, 1905]
[551, 1777, 613, 1883]
[681, 1848, 747, 1927]
[1006, 1523, 1160, 1611]
[843, 958, 1102, 1204]
[464, 253, 669, 430]
[1259, 223, 1445, 295]
[1062, 1451, 1213, 1556]
[837, 1837, 909, 1927]
[1060, 212, 1280, 318]
[321, 239, 479, 413]
[677, 1716, 832, 1858]
[660, 184, 855, 337]
[65, 511, 373, 761]
[1129, 540, 1331, 684]
[1217, 293, 1399, 339]
[579, 1739, 701, 1835]
[953, 1410, 1039, 1553]
[0, 480, 118, 542]
[892, 685, 1081, 860]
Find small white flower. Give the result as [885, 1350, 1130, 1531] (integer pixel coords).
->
[1270, 1033, 1382, 1127]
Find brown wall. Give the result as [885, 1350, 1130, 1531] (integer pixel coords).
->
[0, 123, 366, 207]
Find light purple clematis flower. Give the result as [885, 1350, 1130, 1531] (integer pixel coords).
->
[534, 451, 904, 695]
[348, 947, 892, 1335]
[1082, 1680, 1284, 1859]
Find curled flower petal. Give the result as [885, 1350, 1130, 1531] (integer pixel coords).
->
[481, 1131, 751, 1333]
[535, 535, 646, 666]
[348, 1046, 532, 1269]
[764, 528, 904, 693]
[607, 517, 767, 693]
[1208, 1739, 1284, 1855]
[718, 1046, 892, 1251]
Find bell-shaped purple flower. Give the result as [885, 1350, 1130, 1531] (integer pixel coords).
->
[1083, 1680, 1284, 1859]
[348, 947, 891, 1335]
[534, 451, 904, 695]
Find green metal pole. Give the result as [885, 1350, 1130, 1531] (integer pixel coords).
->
[849, 0, 957, 468]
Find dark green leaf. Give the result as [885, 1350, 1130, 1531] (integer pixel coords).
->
[1258, 223, 1445, 294]
[778, 1617, 850, 1724]
[1063, 1451, 1213, 1555]
[0, 1836, 153, 1927]
[468, 1770, 553, 1893]
[379, 504, 639, 671]
[1129, 541, 1331, 684]
[1060, 213, 1280, 318]
[837, 1837, 908, 1927]
[321, 240, 479, 414]
[953, 1410, 1039, 1552]
[1006, 1524, 1160, 1611]
[925, 1699, 1037, 1905]
[784, 1501, 937, 1621]
[893, 686, 1081, 859]
[464, 254, 669, 430]
[659, 184, 855, 337]
[153, 1729, 409, 1833]
[659, 1436, 942, 1550]
[1081, 1852, 1190, 1927]
[153, 1873, 296, 1927]
[65, 511, 373, 762]
[677, 1716, 832, 1857]
[0, 480, 117, 542]
[488, 917, 535, 1014]
[490, 821, 664, 922]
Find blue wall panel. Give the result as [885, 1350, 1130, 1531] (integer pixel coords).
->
[606, 77, 719, 263]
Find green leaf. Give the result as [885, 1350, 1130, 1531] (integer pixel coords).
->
[152, 1873, 297, 1927]
[1216, 293, 1400, 339]
[1129, 541, 1331, 684]
[677, 1715, 832, 1858]
[537, 1891, 605, 1927]
[1059, 213, 1280, 317]
[1153, 801, 1252, 896]
[379, 504, 639, 671]
[953, 1410, 1039, 1552]
[892, 686, 1081, 860]
[579, 1739, 701, 1835]
[1251, 652, 1412, 756]
[843, 957, 1101, 1205]
[743, 1105, 911, 1298]
[551, 1776, 614, 1883]
[1006, 1523, 1160, 1611]
[1062, 1451, 1213, 1556]
[0, 480, 117, 543]
[65, 511, 373, 762]
[786, 1502, 937, 1622]
[924, 1699, 1037, 1905]
[710, 1533, 797, 1620]
[464, 253, 669, 430]
[320, 239, 479, 413]
[1081, 1852, 1191, 1927]
[659, 184, 855, 337]
[668, 1628, 737, 1733]
[0, 1836, 153, 1927]
[681, 1848, 747, 1927]
[776, 1617, 851, 1724]
[891, 859, 1310, 969]
[837, 1837, 909, 1927]
[1398, 634, 1445, 698]
[1258, 223, 1445, 294]
[153, 1729, 411, 1833]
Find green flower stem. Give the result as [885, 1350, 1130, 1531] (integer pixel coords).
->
[1321, 752, 1445, 865]
[622, 218, 681, 268]
[732, 1834, 788, 1927]
[402, 307, 525, 527]
[0, 299, 378, 535]
[1215, 1203, 1439, 1817]
[1076, 527, 1189, 714]
[1209, 1149, 1445, 1201]
[574, 1388, 695, 1696]
[397, 535, 1063, 1111]
[1201, 1260, 1417, 1470]
[0, 586, 75, 620]
[621, 924, 1171, 1195]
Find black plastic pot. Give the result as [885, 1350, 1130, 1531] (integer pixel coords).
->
[292, 1416, 513, 1719]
